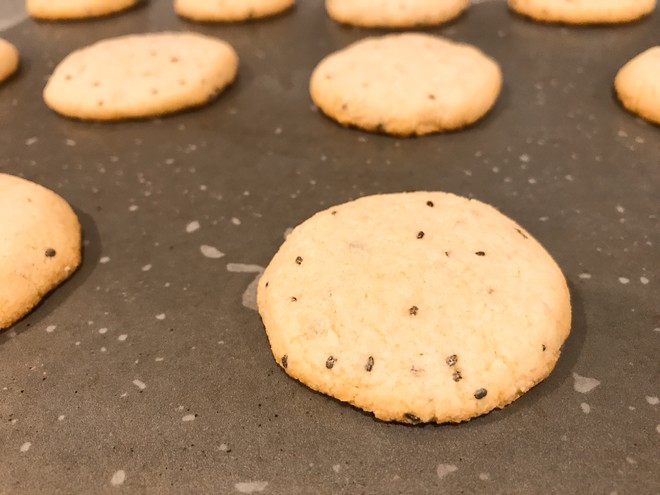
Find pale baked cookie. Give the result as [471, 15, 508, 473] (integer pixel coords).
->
[43, 32, 238, 121]
[26, 0, 138, 20]
[258, 192, 571, 424]
[326, 0, 468, 28]
[310, 33, 502, 136]
[0, 174, 81, 330]
[175, 0, 294, 21]
[615, 47, 660, 125]
[508, 0, 656, 24]
[0, 39, 19, 84]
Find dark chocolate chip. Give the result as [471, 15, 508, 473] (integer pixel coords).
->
[444, 251, 450, 257]
[453, 371, 462, 382]
[265, 282, 269, 287]
[542, 344, 546, 351]
[426, 201, 434, 207]
[446, 354, 457, 367]
[409, 306, 418, 316]
[331, 210, 337, 215]
[45, 248, 56, 257]
[281, 355, 288, 368]
[326, 356, 336, 369]
[417, 231, 425, 239]
[290, 297, 297, 302]
[515, 228, 529, 240]
[474, 388, 488, 400]
[475, 251, 486, 256]
[404, 413, 421, 423]
[295, 256, 303, 265]
[365, 356, 374, 372]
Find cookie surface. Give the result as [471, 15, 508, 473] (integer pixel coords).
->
[309, 33, 502, 136]
[326, 0, 468, 28]
[0, 39, 19, 84]
[26, 0, 138, 20]
[508, 0, 656, 24]
[0, 174, 81, 330]
[615, 47, 660, 125]
[175, 0, 294, 21]
[43, 32, 238, 121]
[257, 192, 571, 424]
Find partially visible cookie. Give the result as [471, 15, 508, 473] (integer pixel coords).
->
[310, 33, 502, 136]
[26, 0, 138, 20]
[326, 0, 468, 28]
[615, 47, 660, 125]
[508, 0, 656, 24]
[0, 39, 19, 84]
[175, 0, 294, 21]
[43, 32, 238, 121]
[257, 192, 572, 424]
[0, 174, 81, 330]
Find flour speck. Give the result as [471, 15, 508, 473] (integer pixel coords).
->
[231, 217, 241, 225]
[573, 373, 600, 393]
[226, 263, 264, 311]
[128, 204, 139, 212]
[235, 481, 268, 493]
[437, 464, 458, 479]
[58, 415, 65, 421]
[46, 325, 57, 333]
[99, 327, 108, 334]
[625, 456, 636, 465]
[578, 272, 591, 280]
[581, 402, 591, 414]
[141, 264, 152, 272]
[132, 379, 146, 390]
[182, 414, 196, 422]
[155, 313, 166, 320]
[479, 473, 491, 481]
[100, 256, 110, 264]
[19, 442, 31, 453]
[618, 277, 630, 285]
[646, 396, 659, 405]
[332, 464, 341, 473]
[640, 276, 649, 285]
[111, 470, 126, 486]
[155, 357, 164, 362]
[186, 221, 200, 233]
[117, 334, 128, 342]
[200, 245, 224, 259]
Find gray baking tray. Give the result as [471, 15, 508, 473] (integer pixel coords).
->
[0, 1, 658, 493]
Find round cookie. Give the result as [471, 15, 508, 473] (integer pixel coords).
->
[257, 192, 571, 424]
[175, 0, 294, 22]
[0, 39, 19, 84]
[0, 174, 81, 330]
[309, 33, 502, 136]
[26, 0, 138, 20]
[508, 0, 656, 24]
[43, 32, 238, 121]
[615, 47, 660, 125]
[326, 0, 468, 28]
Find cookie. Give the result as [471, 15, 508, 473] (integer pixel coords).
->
[26, 0, 138, 20]
[175, 0, 294, 21]
[0, 174, 81, 330]
[508, 0, 656, 24]
[0, 39, 19, 84]
[326, 0, 468, 28]
[257, 192, 571, 423]
[309, 33, 502, 136]
[43, 32, 238, 121]
[615, 47, 660, 125]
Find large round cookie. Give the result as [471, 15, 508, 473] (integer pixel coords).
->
[326, 0, 468, 28]
[43, 32, 238, 121]
[309, 33, 502, 136]
[615, 47, 660, 125]
[257, 192, 571, 424]
[0, 39, 19, 84]
[175, 0, 294, 22]
[0, 174, 81, 330]
[27, 0, 138, 20]
[508, 0, 656, 24]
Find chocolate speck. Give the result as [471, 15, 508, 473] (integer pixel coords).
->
[516, 228, 529, 240]
[417, 231, 425, 239]
[290, 296, 297, 302]
[446, 355, 457, 367]
[475, 251, 486, 256]
[45, 248, 56, 257]
[542, 344, 546, 351]
[365, 356, 374, 372]
[265, 282, 269, 287]
[326, 356, 336, 369]
[281, 355, 288, 368]
[409, 306, 418, 316]
[453, 371, 462, 382]
[331, 210, 337, 215]
[404, 413, 421, 424]
[426, 201, 434, 207]
[445, 251, 450, 257]
[474, 388, 488, 400]
[295, 256, 303, 265]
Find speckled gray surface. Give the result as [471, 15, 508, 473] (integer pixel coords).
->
[0, 1, 659, 494]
